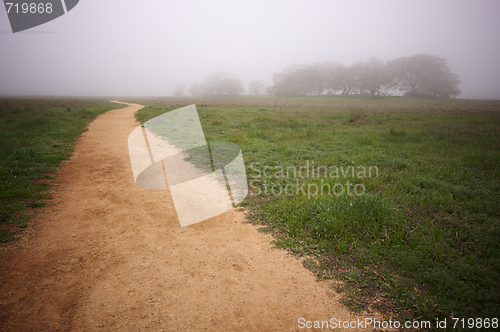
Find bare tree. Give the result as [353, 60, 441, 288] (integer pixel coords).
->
[173, 84, 185, 97]
[248, 79, 266, 95]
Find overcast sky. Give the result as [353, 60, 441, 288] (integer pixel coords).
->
[1, 0, 499, 99]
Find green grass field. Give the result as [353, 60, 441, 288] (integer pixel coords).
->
[2, 96, 498, 326]
[132, 96, 500, 324]
[0, 98, 126, 243]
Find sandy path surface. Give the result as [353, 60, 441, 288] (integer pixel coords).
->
[0, 102, 375, 331]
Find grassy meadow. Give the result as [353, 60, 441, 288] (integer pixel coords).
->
[1, 95, 498, 326]
[132, 96, 500, 324]
[0, 98, 126, 243]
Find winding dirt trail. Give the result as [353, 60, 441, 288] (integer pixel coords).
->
[0, 102, 375, 331]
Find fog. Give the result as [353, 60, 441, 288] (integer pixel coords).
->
[1, 0, 499, 99]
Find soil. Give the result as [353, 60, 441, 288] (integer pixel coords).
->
[0, 102, 377, 331]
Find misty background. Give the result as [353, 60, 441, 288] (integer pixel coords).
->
[1, 0, 499, 99]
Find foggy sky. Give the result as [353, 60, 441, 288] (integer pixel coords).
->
[1, 0, 499, 99]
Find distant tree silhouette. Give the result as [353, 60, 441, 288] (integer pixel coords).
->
[188, 82, 200, 96]
[248, 79, 266, 95]
[388, 54, 461, 98]
[197, 71, 244, 96]
[354, 57, 392, 97]
[173, 84, 185, 97]
[267, 54, 460, 98]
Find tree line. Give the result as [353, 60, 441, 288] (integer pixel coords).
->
[174, 54, 461, 98]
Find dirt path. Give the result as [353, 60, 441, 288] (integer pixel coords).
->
[0, 102, 375, 331]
